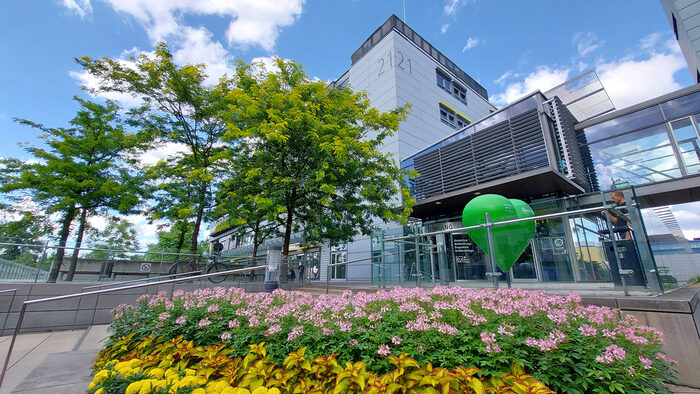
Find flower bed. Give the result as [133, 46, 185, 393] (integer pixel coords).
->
[98, 286, 676, 393]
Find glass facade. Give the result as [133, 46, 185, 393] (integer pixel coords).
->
[580, 90, 700, 190]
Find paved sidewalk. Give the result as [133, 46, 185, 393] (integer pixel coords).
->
[0, 325, 109, 394]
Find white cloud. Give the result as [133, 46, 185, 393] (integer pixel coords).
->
[443, 0, 470, 16]
[61, 0, 92, 19]
[490, 66, 570, 106]
[69, 69, 145, 109]
[573, 32, 603, 57]
[494, 70, 517, 85]
[138, 142, 189, 166]
[174, 26, 235, 84]
[62, 0, 305, 52]
[441, 23, 450, 34]
[597, 37, 685, 108]
[491, 33, 687, 109]
[462, 37, 481, 52]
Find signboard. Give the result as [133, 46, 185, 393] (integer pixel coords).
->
[423, 220, 462, 233]
[552, 237, 568, 255]
[139, 263, 152, 273]
[453, 238, 473, 253]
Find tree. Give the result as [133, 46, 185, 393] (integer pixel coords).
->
[214, 150, 282, 259]
[84, 217, 139, 259]
[77, 43, 232, 263]
[1, 98, 148, 281]
[0, 204, 52, 263]
[142, 223, 208, 263]
[222, 59, 415, 281]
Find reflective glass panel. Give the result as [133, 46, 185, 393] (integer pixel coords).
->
[584, 106, 664, 143]
[587, 124, 680, 189]
[671, 117, 700, 174]
[661, 90, 700, 120]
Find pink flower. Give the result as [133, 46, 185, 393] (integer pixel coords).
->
[228, 320, 239, 328]
[639, 356, 653, 370]
[288, 325, 304, 341]
[349, 339, 359, 346]
[377, 345, 391, 356]
[207, 304, 219, 313]
[221, 331, 231, 341]
[578, 324, 597, 337]
[596, 345, 626, 364]
[198, 318, 211, 327]
[391, 336, 402, 345]
[175, 315, 187, 325]
[265, 324, 282, 337]
[158, 312, 170, 321]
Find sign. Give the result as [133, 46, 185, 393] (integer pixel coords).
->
[453, 238, 473, 253]
[423, 220, 462, 233]
[552, 237, 568, 255]
[139, 263, 152, 273]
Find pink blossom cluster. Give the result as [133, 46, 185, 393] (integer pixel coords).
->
[113, 285, 672, 375]
[595, 344, 627, 364]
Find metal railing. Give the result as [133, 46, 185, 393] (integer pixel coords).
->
[0, 265, 266, 388]
[0, 289, 17, 334]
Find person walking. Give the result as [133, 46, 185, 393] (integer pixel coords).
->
[298, 261, 306, 283]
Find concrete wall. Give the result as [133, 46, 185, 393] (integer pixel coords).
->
[582, 285, 700, 388]
[0, 282, 266, 336]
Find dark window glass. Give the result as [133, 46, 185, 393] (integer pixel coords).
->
[661, 91, 700, 120]
[673, 13, 679, 40]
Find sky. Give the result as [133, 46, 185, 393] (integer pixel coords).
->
[1, 0, 698, 243]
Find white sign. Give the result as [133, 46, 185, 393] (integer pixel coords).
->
[140, 263, 152, 273]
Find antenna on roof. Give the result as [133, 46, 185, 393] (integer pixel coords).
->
[403, 0, 406, 22]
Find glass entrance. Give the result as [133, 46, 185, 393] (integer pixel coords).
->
[331, 244, 347, 280]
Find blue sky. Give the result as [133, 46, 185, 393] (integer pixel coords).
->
[0, 0, 696, 242]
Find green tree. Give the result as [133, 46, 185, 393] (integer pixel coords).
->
[84, 217, 140, 259]
[222, 59, 415, 281]
[0, 204, 52, 262]
[1, 98, 148, 282]
[77, 43, 232, 263]
[142, 223, 206, 263]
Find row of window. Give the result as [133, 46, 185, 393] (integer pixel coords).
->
[440, 103, 470, 130]
[436, 69, 467, 104]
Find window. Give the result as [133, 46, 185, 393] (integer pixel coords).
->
[436, 70, 451, 92]
[452, 83, 467, 103]
[436, 69, 467, 104]
[439, 103, 470, 130]
[672, 13, 679, 40]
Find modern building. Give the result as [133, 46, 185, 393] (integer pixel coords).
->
[211, 14, 700, 292]
[660, 0, 700, 83]
[210, 14, 495, 281]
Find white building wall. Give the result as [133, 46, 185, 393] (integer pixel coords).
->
[341, 30, 494, 281]
[660, 0, 700, 82]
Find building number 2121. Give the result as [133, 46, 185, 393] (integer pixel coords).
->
[377, 50, 412, 77]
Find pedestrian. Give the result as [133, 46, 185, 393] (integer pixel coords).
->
[298, 261, 306, 283]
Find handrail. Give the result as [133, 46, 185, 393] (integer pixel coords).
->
[0, 289, 17, 334]
[0, 265, 266, 388]
[0, 242, 209, 258]
[382, 205, 611, 243]
[81, 270, 204, 290]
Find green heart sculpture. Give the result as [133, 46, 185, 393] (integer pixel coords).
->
[461, 194, 535, 271]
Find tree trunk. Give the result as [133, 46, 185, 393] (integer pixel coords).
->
[189, 185, 207, 268]
[252, 220, 260, 262]
[65, 208, 88, 281]
[175, 221, 187, 261]
[280, 196, 295, 284]
[47, 207, 77, 283]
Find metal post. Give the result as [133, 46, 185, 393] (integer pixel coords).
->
[485, 212, 499, 289]
[380, 232, 386, 289]
[601, 191, 628, 296]
[0, 303, 27, 387]
[34, 241, 49, 283]
[264, 246, 281, 293]
[414, 234, 422, 287]
[1, 289, 17, 335]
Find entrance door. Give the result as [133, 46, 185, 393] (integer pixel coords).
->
[331, 247, 347, 280]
